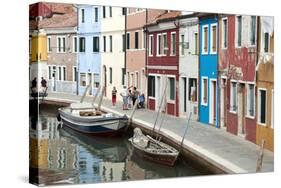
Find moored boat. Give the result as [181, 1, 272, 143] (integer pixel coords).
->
[129, 128, 179, 166]
[58, 102, 128, 137]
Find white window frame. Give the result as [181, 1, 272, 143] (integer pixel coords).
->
[221, 17, 228, 49]
[202, 25, 208, 55]
[167, 75, 176, 103]
[201, 77, 208, 106]
[57, 36, 66, 53]
[230, 80, 238, 114]
[149, 34, 154, 56]
[194, 32, 199, 55]
[180, 33, 185, 56]
[248, 16, 257, 47]
[47, 36, 51, 53]
[258, 88, 267, 126]
[162, 33, 168, 56]
[246, 83, 255, 119]
[156, 33, 162, 56]
[80, 72, 86, 87]
[262, 32, 271, 53]
[210, 23, 217, 54]
[170, 32, 176, 56]
[72, 36, 77, 53]
[148, 74, 156, 99]
[235, 15, 243, 48]
[57, 65, 66, 81]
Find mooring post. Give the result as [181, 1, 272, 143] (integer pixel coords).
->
[80, 84, 91, 103]
[256, 139, 265, 172]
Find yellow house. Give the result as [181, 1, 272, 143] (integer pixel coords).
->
[31, 30, 48, 63]
[256, 16, 274, 151]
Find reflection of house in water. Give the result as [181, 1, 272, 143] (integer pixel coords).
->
[99, 161, 125, 182]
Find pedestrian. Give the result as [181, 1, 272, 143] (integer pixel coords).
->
[41, 77, 47, 92]
[112, 86, 117, 107]
[31, 77, 37, 93]
[132, 87, 139, 106]
[128, 89, 132, 108]
[120, 86, 128, 110]
[138, 93, 145, 109]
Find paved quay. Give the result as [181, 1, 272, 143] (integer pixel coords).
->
[43, 92, 274, 174]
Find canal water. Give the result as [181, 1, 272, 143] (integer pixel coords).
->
[29, 104, 203, 186]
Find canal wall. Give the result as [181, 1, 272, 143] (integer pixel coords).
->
[41, 92, 274, 174]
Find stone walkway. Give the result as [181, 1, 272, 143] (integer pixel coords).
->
[44, 92, 274, 174]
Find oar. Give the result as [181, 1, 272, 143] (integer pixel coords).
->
[92, 85, 101, 108]
[179, 111, 192, 154]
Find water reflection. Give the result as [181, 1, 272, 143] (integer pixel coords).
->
[29, 105, 201, 186]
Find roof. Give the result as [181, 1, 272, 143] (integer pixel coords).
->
[146, 11, 181, 27]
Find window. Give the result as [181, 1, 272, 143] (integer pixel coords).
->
[58, 67, 61, 80]
[157, 33, 167, 56]
[237, 16, 242, 47]
[73, 37, 77, 53]
[201, 77, 208, 105]
[80, 73, 86, 86]
[188, 78, 197, 102]
[163, 34, 168, 55]
[230, 82, 237, 112]
[93, 36, 99, 52]
[103, 6, 106, 18]
[79, 37, 85, 52]
[210, 24, 217, 53]
[122, 34, 125, 52]
[48, 66, 52, 80]
[222, 18, 228, 48]
[149, 35, 153, 56]
[148, 76, 155, 97]
[73, 66, 77, 82]
[135, 32, 139, 49]
[171, 32, 176, 56]
[109, 67, 112, 84]
[258, 89, 267, 125]
[103, 36, 106, 52]
[247, 84, 255, 117]
[250, 16, 256, 45]
[122, 8, 127, 15]
[264, 32, 269, 52]
[94, 7, 98, 22]
[109, 35, 112, 52]
[63, 67, 66, 81]
[57, 37, 66, 53]
[202, 25, 208, 54]
[109, 7, 112, 17]
[194, 32, 198, 54]
[47, 37, 51, 52]
[157, 34, 162, 55]
[81, 9, 85, 23]
[181, 34, 185, 56]
[94, 73, 100, 88]
[122, 68, 125, 85]
[126, 33, 130, 49]
[168, 77, 175, 101]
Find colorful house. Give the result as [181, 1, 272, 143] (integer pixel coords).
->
[146, 11, 181, 116]
[178, 13, 199, 119]
[77, 5, 101, 96]
[218, 15, 257, 142]
[198, 14, 219, 126]
[126, 8, 165, 96]
[256, 16, 274, 151]
[100, 6, 126, 100]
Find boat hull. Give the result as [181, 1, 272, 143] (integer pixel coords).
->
[131, 143, 178, 166]
[59, 108, 128, 137]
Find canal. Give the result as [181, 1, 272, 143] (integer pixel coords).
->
[30, 104, 205, 186]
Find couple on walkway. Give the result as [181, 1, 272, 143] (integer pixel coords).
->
[119, 86, 139, 110]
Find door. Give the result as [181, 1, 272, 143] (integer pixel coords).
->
[209, 80, 217, 125]
[87, 73, 92, 95]
[238, 83, 245, 135]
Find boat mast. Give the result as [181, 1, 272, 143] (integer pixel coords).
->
[80, 84, 91, 103]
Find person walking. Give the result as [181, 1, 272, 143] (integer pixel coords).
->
[128, 89, 132, 109]
[41, 77, 47, 92]
[120, 86, 128, 110]
[112, 86, 117, 107]
[31, 77, 37, 93]
[132, 87, 139, 106]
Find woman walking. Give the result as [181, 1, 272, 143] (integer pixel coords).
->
[112, 86, 117, 107]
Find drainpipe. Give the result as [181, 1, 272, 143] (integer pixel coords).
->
[124, 8, 127, 86]
[217, 14, 221, 129]
[197, 18, 201, 122]
[145, 9, 148, 108]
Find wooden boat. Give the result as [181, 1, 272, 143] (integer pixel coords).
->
[129, 128, 179, 166]
[58, 102, 128, 137]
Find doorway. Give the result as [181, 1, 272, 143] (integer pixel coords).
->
[209, 79, 217, 125]
[155, 76, 161, 110]
[238, 83, 245, 136]
[87, 73, 92, 95]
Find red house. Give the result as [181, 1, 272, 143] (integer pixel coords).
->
[218, 15, 257, 143]
[146, 11, 181, 116]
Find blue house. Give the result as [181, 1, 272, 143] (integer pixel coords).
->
[77, 5, 101, 96]
[199, 14, 218, 127]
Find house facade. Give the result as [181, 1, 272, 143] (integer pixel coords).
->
[146, 11, 181, 116]
[178, 14, 199, 120]
[126, 8, 165, 96]
[218, 15, 257, 142]
[198, 14, 219, 127]
[77, 5, 102, 96]
[100, 6, 126, 100]
[256, 16, 274, 151]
